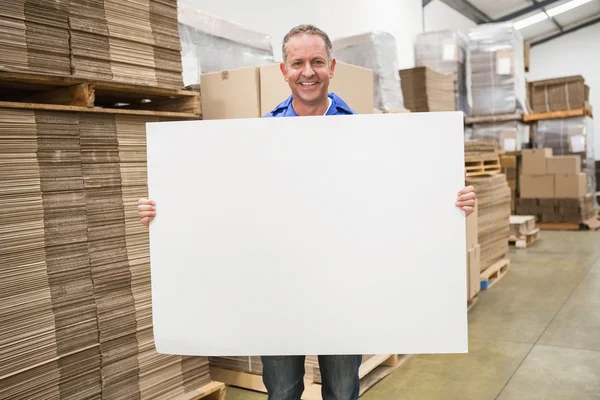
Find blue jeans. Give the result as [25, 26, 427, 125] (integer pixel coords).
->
[261, 355, 362, 400]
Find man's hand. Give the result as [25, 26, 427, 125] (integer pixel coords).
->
[138, 198, 156, 227]
[456, 186, 476, 217]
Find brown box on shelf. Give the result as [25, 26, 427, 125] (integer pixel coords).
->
[555, 173, 588, 198]
[546, 155, 581, 175]
[529, 75, 588, 113]
[520, 175, 554, 198]
[522, 148, 552, 175]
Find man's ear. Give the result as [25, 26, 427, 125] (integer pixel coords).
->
[329, 58, 336, 79]
[280, 62, 288, 82]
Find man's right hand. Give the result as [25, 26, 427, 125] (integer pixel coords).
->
[138, 198, 156, 227]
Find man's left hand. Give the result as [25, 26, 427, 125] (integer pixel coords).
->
[456, 185, 476, 217]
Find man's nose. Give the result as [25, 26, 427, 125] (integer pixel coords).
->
[302, 62, 315, 77]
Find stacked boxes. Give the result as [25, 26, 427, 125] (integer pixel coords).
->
[500, 153, 521, 214]
[528, 75, 589, 113]
[466, 203, 480, 302]
[414, 30, 469, 114]
[399, 66, 456, 112]
[517, 148, 596, 222]
[466, 174, 511, 272]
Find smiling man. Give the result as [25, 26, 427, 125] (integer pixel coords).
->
[138, 23, 476, 400]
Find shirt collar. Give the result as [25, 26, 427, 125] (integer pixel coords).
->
[273, 93, 353, 116]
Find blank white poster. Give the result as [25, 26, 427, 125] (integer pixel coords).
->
[146, 112, 468, 356]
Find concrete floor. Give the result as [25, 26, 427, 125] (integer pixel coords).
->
[227, 230, 600, 400]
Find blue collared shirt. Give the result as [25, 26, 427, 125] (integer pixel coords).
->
[263, 93, 355, 117]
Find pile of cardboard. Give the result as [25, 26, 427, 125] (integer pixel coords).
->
[0, 1, 183, 89]
[0, 108, 211, 399]
[466, 202, 481, 304]
[399, 66, 456, 112]
[517, 148, 596, 222]
[466, 174, 511, 271]
[528, 75, 589, 113]
[0, 1, 71, 74]
[414, 30, 469, 114]
[500, 153, 521, 214]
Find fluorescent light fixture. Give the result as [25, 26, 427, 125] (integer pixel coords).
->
[513, 0, 594, 29]
[547, 0, 593, 16]
[514, 12, 548, 29]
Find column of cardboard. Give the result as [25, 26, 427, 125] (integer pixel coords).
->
[466, 202, 480, 301]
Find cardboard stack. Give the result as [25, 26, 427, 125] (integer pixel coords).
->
[466, 174, 511, 271]
[0, 1, 71, 74]
[517, 148, 596, 222]
[467, 22, 528, 116]
[200, 62, 374, 119]
[414, 30, 469, 114]
[399, 66, 456, 112]
[466, 201, 480, 303]
[528, 76, 589, 113]
[0, 108, 212, 399]
[500, 153, 521, 214]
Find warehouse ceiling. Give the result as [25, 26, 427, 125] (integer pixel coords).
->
[431, 0, 600, 45]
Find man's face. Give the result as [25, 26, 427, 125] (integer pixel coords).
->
[281, 33, 336, 106]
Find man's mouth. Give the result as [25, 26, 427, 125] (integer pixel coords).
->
[300, 82, 318, 87]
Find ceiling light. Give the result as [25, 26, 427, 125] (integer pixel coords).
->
[514, 12, 548, 29]
[546, 0, 594, 17]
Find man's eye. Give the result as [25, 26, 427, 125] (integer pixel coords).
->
[314, 61, 324, 65]
[292, 62, 302, 67]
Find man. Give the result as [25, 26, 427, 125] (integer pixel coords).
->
[138, 24, 476, 400]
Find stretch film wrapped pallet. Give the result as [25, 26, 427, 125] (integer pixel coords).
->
[471, 120, 530, 152]
[177, 0, 274, 86]
[415, 30, 470, 115]
[333, 32, 404, 113]
[467, 22, 527, 116]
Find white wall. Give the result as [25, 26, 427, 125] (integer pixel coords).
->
[423, 0, 477, 34]
[184, 0, 423, 69]
[528, 23, 600, 159]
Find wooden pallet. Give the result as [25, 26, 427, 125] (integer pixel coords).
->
[480, 258, 510, 290]
[173, 381, 226, 400]
[0, 70, 200, 119]
[467, 295, 479, 312]
[538, 216, 600, 231]
[464, 112, 524, 125]
[465, 155, 502, 177]
[210, 354, 411, 400]
[509, 228, 540, 248]
[523, 103, 593, 122]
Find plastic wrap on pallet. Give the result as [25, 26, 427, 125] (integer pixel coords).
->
[415, 30, 470, 115]
[467, 22, 527, 116]
[471, 121, 530, 152]
[177, 0, 274, 86]
[534, 116, 596, 195]
[332, 32, 404, 113]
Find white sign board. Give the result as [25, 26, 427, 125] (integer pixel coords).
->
[146, 112, 468, 356]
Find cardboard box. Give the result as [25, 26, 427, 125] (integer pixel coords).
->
[546, 155, 581, 175]
[201, 66, 260, 120]
[520, 174, 555, 198]
[521, 148, 552, 175]
[466, 201, 478, 250]
[259, 61, 374, 116]
[467, 244, 481, 301]
[529, 75, 588, 113]
[555, 173, 587, 198]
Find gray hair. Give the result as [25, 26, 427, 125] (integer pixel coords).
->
[282, 24, 333, 63]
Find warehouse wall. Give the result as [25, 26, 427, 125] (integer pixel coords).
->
[186, 0, 423, 69]
[423, 0, 477, 33]
[528, 23, 600, 160]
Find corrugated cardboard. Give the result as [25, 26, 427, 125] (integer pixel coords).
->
[522, 148, 552, 175]
[259, 61, 374, 116]
[466, 201, 478, 250]
[520, 174, 554, 198]
[546, 155, 581, 175]
[201, 66, 260, 120]
[529, 75, 588, 113]
[555, 173, 587, 198]
[467, 245, 481, 301]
